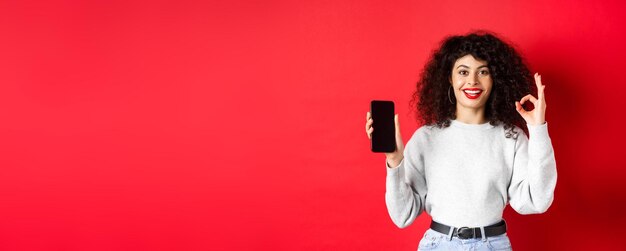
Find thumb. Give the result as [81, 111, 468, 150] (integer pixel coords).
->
[394, 114, 401, 132]
[394, 114, 399, 125]
[394, 114, 402, 139]
[394, 114, 404, 153]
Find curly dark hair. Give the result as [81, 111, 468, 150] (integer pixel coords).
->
[409, 31, 535, 138]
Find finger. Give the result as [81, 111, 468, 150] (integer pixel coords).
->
[515, 101, 527, 115]
[367, 127, 373, 139]
[539, 84, 546, 101]
[366, 118, 372, 127]
[366, 111, 371, 121]
[535, 73, 545, 98]
[519, 94, 538, 105]
[534, 73, 542, 89]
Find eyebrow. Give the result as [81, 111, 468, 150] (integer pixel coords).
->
[456, 64, 489, 69]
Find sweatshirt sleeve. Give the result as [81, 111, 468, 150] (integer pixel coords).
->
[385, 131, 428, 228]
[507, 122, 558, 214]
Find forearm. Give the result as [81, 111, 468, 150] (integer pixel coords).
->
[510, 123, 558, 214]
[527, 123, 557, 210]
[385, 159, 422, 228]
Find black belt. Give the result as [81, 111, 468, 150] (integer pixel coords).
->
[430, 219, 507, 239]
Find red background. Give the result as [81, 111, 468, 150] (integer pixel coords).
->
[1, 0, 625, 250]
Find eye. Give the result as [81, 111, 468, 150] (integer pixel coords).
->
[479, 70, 490, 75]
[458, 70, 469, 76]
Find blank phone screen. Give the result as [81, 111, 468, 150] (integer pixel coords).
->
[370, 100, 396, 153]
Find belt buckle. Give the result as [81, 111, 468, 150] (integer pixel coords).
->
[455, 227, 473, 239]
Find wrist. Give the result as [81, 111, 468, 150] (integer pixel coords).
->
[529, 120, 546, 126]
[386, 155, 403, 168]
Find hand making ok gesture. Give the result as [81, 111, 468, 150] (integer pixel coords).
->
[515, 73, 547, 126]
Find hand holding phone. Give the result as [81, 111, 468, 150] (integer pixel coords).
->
[366, 100, 404, 167]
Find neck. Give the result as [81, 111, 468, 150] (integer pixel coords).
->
[454, 105, 487, 124]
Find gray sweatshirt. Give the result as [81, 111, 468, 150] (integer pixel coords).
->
[385, 120, 557, 228]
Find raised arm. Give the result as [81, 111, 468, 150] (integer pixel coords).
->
[509, 73, 557, 213]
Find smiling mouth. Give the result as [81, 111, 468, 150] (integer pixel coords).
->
[462, 88, 483, 99]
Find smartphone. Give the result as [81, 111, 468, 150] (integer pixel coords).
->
[370, 100, 396, 152]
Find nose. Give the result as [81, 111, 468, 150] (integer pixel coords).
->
[467, 74, 479, 86]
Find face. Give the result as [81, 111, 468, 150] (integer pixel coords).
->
[449, 54, 493, 111]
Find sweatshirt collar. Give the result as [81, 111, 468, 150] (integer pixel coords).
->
[450, 119, 494, 130]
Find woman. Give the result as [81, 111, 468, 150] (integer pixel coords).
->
[365, 31, 557, 250]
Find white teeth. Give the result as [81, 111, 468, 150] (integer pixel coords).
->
[463, 90, 482, 94]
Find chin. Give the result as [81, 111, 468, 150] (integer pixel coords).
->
[459, 100, 487, 109]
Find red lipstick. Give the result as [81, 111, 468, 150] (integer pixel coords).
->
[462, 88, 483, 100]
